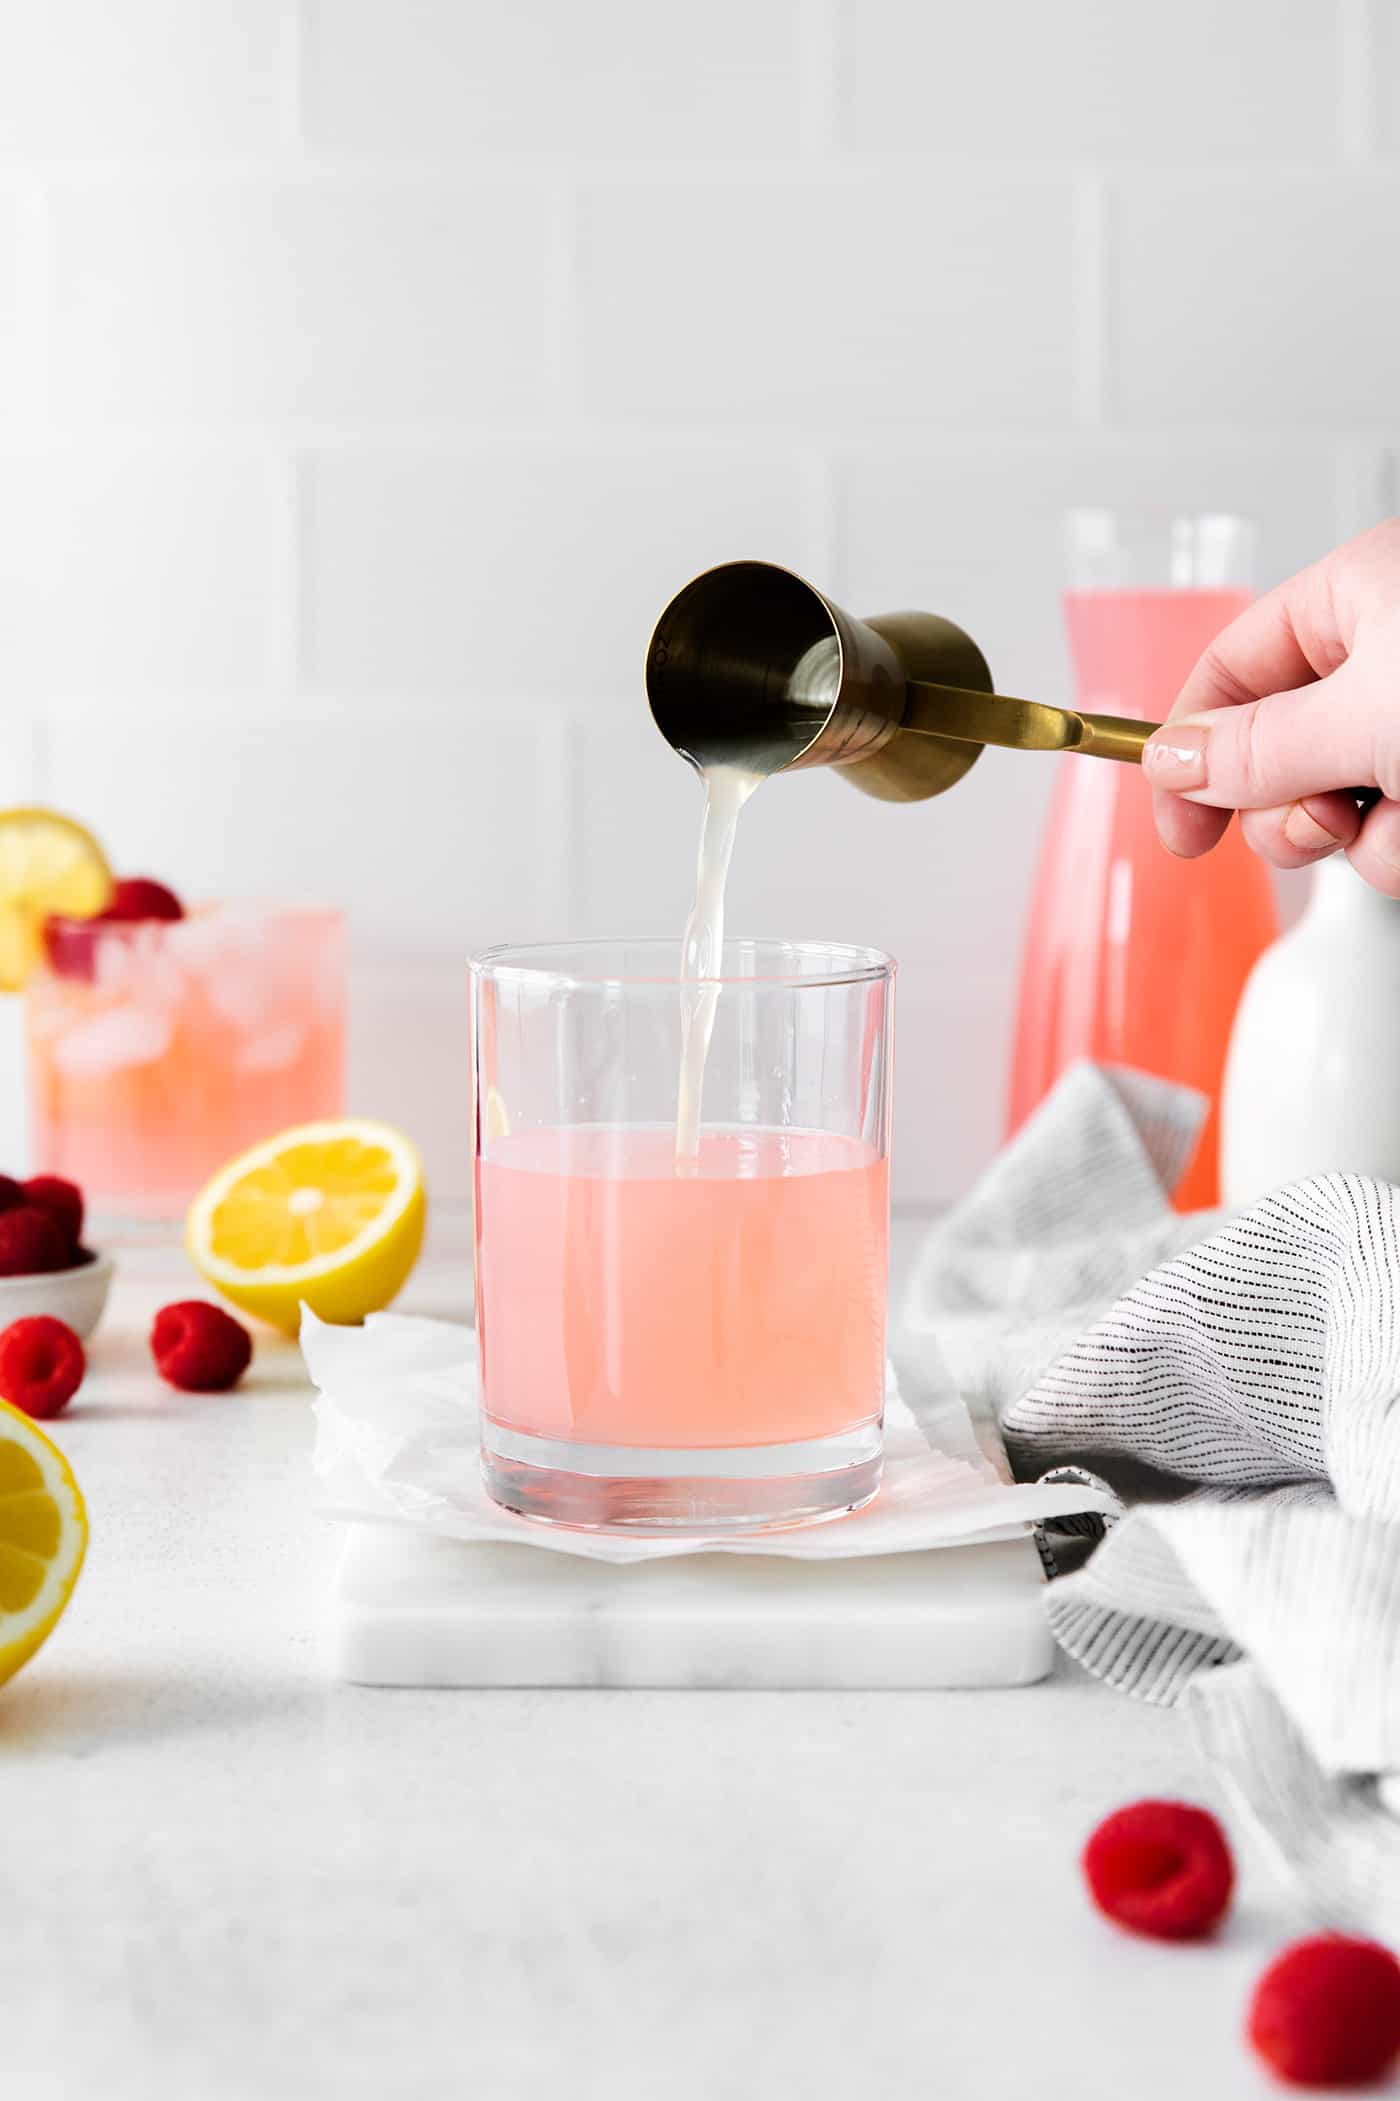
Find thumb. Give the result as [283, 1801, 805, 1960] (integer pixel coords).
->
[1142, 666, 1378, 810]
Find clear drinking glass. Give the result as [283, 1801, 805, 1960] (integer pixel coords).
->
[26, 902, 346, 1223]
[471, 937, 894, 1532]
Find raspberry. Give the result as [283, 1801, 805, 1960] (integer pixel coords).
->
[0, 1176, 25, 1214]
[21, 1175, 84, 1252]
[1249, 1936, 1400, 2088]
[0, 1316, 86, 1420]
[1082, 1800, 1234, 1940]
[0, 1206, 72, 1277]
[107, 877, 183, 923]
[45, 874, 184, 980]
[151, 1301, 252, 1392]
[42, 916, 101, 981]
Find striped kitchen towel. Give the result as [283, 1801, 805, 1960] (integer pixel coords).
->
[905, 1061, 1400, 1941]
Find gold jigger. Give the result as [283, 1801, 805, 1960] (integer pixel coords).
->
[646, 559, 1155, 803]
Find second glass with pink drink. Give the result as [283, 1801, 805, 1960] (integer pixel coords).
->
[28, 901, 346, 1221]
[471, 938, 893, 1532]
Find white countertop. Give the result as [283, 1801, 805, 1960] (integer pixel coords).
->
[6, 1227, 1312, 2101]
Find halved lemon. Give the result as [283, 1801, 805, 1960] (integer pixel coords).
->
[0, 807, 113, 991]
[187, 1119, 427, 1335]
[0, 1399, 88, 1688]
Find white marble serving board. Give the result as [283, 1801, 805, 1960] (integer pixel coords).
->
[321, 1289, 1061, 1689]
[328, 1522, 1053, 1688]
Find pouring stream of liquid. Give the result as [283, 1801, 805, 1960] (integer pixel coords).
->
[675, 764, 762, 1169]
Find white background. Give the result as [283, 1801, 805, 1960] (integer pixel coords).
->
[1, 0, 1396, 1206]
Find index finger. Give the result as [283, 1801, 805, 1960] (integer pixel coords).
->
[1152, 558, 1344, 857]
[1170, 559, 1344, 721]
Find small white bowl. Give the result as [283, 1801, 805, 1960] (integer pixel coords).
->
[0, 1251, 115, 1341]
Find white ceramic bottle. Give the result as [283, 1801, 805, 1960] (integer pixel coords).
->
[1222, 855, 1400, 1204]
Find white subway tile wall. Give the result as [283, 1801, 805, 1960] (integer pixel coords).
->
[305, 0, 807, 157]
[836, 0, 1340, 160]
[1112, 176, 1400, 427]
[0, 189, 21, 403]
[575, 174, 1079, 429]
[303, 446, 818, 698]
[44, 177, 558, 426]
[2, 450, 292, 693]
[0, 0, 1395, 1206]
[1374, 0, 1399, 154]
[0, 0, 289, 153]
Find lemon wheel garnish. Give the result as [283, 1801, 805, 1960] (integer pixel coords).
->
[0, 807, 112, 991]
[0, 1399, 87, 1688]
[186, 1119, 427, 1335]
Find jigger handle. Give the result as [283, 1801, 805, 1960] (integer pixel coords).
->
[905, 682, 1156, 764]
[1074, 711, 1158, 762]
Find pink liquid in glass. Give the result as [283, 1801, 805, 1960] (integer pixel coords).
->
[27, 904, 346, 1219]
[1007, 589, 1278, 1209]
[476, 1126, 889, 1451]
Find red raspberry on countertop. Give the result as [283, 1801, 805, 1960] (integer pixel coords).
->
[0, 1316, 86, 1420]
[0, 1176, 25, 1214]
[21, 1175, 84, 1252]
[151, 1301, 252, 1392]
[1082, 1800, 1234, 1941]
[0, 1206, 73, 1277]
[1249, 1935, 1400, 2089]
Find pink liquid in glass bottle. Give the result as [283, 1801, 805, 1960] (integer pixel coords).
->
[1006, 513, 1278, 1209]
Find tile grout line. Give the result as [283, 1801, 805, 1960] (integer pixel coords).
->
[1338, 0, 1377, 162]
[284, 448, 312, 697]
[1382, 453, 1400, 518]
[801, 451, 841, 596]
[1071, 171, 1109, 430]
[547, 176, 581, 428]
[554, 706, 584, 939]
[0, 422, 1386, 456]
[12, 174, 52, 439]
[0, 150, 1359, 182]
[286, 0, 312, 149]
[27, 715, 52, 805]
[1330, 439, 1387, 540]
[798, 0, 840, 156]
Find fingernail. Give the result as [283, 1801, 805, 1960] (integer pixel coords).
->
[1283, 803, 1341, 855]
[1143, 724, 1208, 790]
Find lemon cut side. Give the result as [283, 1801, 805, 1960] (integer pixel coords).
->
[0, 1400, 88, 1688]
[0, 807, 113, 991]
[187, 1119, 426, 1335]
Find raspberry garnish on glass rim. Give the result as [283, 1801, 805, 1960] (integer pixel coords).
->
[45, 871, 186, 981]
